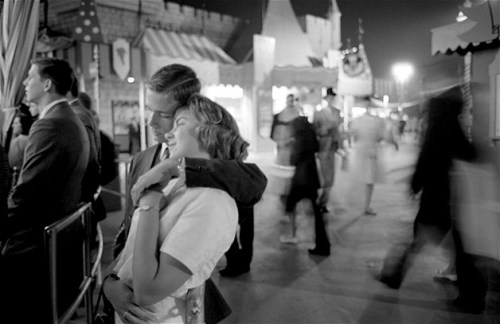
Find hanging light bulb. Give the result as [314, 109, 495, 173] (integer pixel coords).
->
[457, 11, 468, 22]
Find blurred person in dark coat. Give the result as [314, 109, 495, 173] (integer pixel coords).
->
[0, 144, 11, 239]
[378, 84, 485, 313]
[7, 105, 34, 170]
[1, 58, 90, 323]
[281, 113, 331, 256]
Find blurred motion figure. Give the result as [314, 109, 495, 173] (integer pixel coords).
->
[378, 84, 485, 313]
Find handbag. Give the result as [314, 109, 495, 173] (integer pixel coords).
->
[204, 278, 232, 324]
[93, 283, 115, 324]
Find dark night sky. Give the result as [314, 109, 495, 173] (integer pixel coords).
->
[170, 0, 464, 79]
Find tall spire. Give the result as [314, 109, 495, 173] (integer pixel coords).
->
[328, 0, 342, 50]
[262, 0, 316, 67]
[358, 18, 364, 44]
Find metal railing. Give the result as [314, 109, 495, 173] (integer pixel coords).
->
[44, 201, 104, 324]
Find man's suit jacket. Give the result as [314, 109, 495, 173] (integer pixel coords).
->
[70, 99, 101, 202]
[5, 101, 90, 254]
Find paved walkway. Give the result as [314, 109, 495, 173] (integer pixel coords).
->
[98, 140, 500, 323]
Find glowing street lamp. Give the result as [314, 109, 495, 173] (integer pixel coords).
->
[392, 62, 414, 110]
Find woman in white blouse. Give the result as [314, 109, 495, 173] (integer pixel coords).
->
[113, 94, 248, 323]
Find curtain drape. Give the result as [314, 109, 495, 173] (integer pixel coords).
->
[0, 0, 40, 146]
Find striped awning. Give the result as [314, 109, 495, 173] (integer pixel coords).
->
[432, 20, 478, 55]
[141, 28, 236, 65]
[431, 2, 499, 55]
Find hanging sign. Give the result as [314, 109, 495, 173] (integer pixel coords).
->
[113, 38, 130, 81]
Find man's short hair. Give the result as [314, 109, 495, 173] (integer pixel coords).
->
[77, 92, 92, 110]
[32, 57, 74, 96]
[146, 64, 201, 106]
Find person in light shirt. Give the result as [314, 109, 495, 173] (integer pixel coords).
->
[112, 94, 247, 323]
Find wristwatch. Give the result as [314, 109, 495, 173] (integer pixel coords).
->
[103, 273, 120, 283]
[137, 205, 159, 212]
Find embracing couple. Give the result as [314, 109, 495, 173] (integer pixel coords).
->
[102, 64, 267, 323]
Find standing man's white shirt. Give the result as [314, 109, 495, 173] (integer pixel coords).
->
[38, 98, 68, 119]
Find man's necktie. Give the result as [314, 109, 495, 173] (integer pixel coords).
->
[160, 147, 169, 161]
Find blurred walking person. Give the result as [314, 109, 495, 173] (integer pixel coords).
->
[313, 88, 342, 213]
[271, 94, 298, 167]
[280, 107, 331, 256]
[377, 84, 484, 313]
[350, 106, 386, 215]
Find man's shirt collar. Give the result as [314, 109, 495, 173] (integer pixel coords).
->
[39, 98, 68, 119]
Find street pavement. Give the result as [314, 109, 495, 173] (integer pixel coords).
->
[97, 138, 500, 323]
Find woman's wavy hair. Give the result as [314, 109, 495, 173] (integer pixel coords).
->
[184, 94, 249, 161]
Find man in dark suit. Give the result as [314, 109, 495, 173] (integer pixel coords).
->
[104, 64, 267, 324]
[68, 78, 101, 204]
[1, 57, 90, 323]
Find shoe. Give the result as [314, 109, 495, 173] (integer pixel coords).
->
[434, 269, 457, 282]
[308, 247, 330, 257]
[376, 274, 402, 289]
[364, 208, 377, 216]
[280, 236, 299, 244]
[219, 266, 250, 277]
[453, 296, 485, 314]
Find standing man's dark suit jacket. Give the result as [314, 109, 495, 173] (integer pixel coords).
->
[1, 101, 90, 323]
[5, 101, 90, 252]
[70, 99, 101, 203]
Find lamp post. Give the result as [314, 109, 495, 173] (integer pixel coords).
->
[392, 62, 414, 111]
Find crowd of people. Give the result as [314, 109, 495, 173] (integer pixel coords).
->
[268, 83, 494, 315]
[0, 55, 495, 323]
[269, 89, 395, 254]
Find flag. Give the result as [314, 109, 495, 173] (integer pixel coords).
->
[73, 0, 103, 43]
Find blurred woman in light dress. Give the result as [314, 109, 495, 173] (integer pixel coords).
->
[350, 107, 386, 215]
[269, 94, 300, 212]
[270, 94, 300, 166]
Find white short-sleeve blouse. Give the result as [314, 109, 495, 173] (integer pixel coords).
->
[114, 178, 238, 323]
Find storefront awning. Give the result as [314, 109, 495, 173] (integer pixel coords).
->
[272, 66, 337, 88]
[142, 28, 236, 64]
[431, 2, 499, 55]
[138, 28, 241, 85]
[432, 20, 479, 55]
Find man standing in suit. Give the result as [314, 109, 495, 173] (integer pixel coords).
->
[104, 64, 267, 324]
[313, 88, 342, 214]
[68, 78, 101, 204]
[1, 57, 90, 323]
